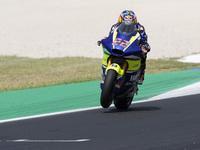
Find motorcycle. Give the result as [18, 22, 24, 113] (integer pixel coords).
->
[99, 23, 143, 109]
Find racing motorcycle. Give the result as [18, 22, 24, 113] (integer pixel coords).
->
[99, 23, 143, 109]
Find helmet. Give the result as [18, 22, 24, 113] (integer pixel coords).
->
[118, 10, 137, 25]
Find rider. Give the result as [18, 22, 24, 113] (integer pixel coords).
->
[98, 10, 151, 85]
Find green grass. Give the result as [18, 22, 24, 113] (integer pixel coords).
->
[1, 56, 200, 92]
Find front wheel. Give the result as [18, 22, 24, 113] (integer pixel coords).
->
[100, 70, 118, 108]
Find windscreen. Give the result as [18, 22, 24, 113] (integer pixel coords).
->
[119, 23, 137, 35]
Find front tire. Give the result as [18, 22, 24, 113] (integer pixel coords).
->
[100, 70, 118, 108]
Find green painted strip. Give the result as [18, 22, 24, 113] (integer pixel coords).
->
[0, 69, 200, 121]
[137, 69, 200, 100]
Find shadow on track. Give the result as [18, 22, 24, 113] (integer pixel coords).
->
[102, 105, 161, 113]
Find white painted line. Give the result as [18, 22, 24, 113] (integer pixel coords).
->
[0, 106, 102, 124]
[5, 139, 90, 143]
[178, 53, 200, 63]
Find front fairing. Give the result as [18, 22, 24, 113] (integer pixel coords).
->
[101, 26, 142, 56]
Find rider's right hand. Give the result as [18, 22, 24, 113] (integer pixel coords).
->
[97, 37, 108, 46]
[97, 40, 102, 46]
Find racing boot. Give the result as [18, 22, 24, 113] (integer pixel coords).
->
[137, 72, 145, 85]
[137, 55, 146, 85]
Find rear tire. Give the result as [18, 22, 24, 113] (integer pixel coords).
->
[114, 96, 133, 109]
[100, 70, 118, 108]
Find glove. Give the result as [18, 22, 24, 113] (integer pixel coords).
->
[97, 37, 107, 46]
[97, 40, 102, 46]
[141, 45, 148, 53]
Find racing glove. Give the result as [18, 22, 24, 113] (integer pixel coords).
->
[97, 37, 107, 46]
[141, 45, 148, 53]
[97, 40, 102, 46]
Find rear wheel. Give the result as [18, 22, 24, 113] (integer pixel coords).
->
[100, 70, 118, 108]
[114, 96, 133, 109]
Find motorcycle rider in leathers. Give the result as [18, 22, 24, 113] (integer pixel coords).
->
[98, 10, 151, 85]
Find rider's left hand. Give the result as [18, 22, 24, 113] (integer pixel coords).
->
[141, 45, 148, 53]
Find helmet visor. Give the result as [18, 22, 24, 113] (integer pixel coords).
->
[122, 14, 134, 25]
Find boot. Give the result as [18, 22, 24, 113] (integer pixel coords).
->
[137, 54, 146, 85]
[137, 72, 145, 85]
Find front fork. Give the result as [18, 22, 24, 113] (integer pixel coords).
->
[106, 56, 128, 76]
[101, 56, 128, 91]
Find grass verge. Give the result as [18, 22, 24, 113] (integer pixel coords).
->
[1, 56, 200, 92]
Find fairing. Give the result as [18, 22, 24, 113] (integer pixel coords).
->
[101, 24, 142, 56]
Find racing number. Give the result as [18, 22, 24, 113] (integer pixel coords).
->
[113, 38, 129, 48]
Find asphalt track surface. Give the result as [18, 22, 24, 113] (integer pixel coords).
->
[1, 93, 200, 150]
